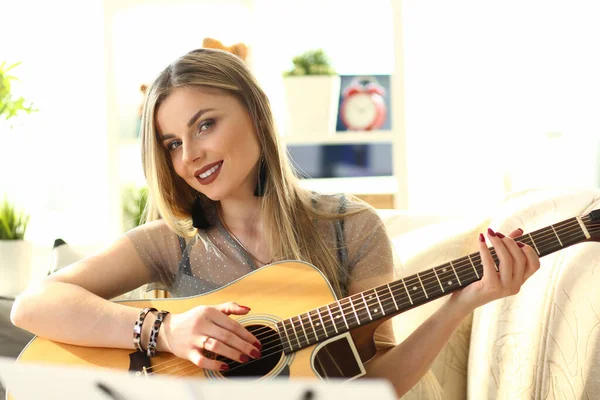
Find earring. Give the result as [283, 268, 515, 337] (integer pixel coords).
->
[191, 196, 210, 229]
[254, 157, 267, 197]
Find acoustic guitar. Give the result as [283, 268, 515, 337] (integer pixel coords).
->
[10, 209, 600, 396]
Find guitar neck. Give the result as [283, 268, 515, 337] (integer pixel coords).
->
[277, 214, 593, 354]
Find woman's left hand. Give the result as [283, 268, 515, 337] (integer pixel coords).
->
[449, 228, 541, 314]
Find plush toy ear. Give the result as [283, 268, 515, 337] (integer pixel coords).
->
[203, 37, 226, 50]
[230, 43, 248, 61]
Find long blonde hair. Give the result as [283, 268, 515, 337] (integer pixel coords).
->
[139, 48, 368, 297]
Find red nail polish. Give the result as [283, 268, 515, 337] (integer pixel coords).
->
[220, 364, 229, 371]
[517, 228, 523, 233]
[240, 305, 251, 311]
[240, 355, 250, 363]
[487, 228, 496, 237]
[496, 232, 505, 239]
[250, 349, 261, 359]
[479, 233, 485, 242]
[254, 341, 262, 350]
[517, 242, 525, 248]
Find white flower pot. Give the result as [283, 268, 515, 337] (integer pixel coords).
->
[283, 75, 341, 139]
[0, 240, 32, 297]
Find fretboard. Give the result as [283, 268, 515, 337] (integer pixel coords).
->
[276, 215, 592, 354]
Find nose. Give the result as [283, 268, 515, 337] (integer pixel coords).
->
[181, 140, 205, 165]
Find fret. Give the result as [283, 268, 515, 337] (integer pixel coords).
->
[416, 273, 428, 299]
[336, 300, 350, 330]
[550, 224, 563, 247]
[405, 275, 424, 303]
[287, 319, 301, 349]
[528, 233, 540, 255]
[449, 261, 462, 286]
[361, 293, 373, 320]
[374, 288, 386, 315]
[297, 315, 309, 345]
[280, 320, 293, 351]
[467, 254, 480, 279]
[348, 296, 361, 325]
[315, 308, 328, 337]
[402, 279, 413, 305]
[326, 305, 338, 334]
[437, 264, 459, 290]
[432, 267, 445, 293]
[307, 310, 318, 340]
[387, 283, 399, 309]
[292, 317, 307, 348]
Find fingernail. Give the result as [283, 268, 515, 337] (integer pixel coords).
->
[240, 355, 250, 363]
[487, 228, 496, 237]
[239, 305, 251, 311]
[496, 232, 505, 239]
[479, 233, 485, 242]
[250, 349, 261, 359]
[517, 228, 523, 233]
[220, 364, 229, 371]
[254, 341, 262, 350]
[517, 242, 525, 248]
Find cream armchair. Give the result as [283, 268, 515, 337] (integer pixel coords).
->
[381, 187, 600, 399]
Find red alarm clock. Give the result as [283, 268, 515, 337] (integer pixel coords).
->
[340, 77, 387, 131]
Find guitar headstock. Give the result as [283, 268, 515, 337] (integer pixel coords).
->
[585, 209, 600, 242]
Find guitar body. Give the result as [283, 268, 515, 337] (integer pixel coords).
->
[13, 261, 368, 387]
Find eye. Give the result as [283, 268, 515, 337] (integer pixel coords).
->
[197, 119, 215, 135]
[166, 140, 182, 151]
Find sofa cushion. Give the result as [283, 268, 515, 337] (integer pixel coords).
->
[468, 187, 600, 399]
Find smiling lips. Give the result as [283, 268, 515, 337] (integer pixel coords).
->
[195, 161, 223, 185]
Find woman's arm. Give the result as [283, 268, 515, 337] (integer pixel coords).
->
[10, 235, 157, 349]
[356, 228, 540, 398]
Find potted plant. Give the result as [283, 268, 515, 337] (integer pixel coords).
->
[282, 49, 341, 139]
[122, 184, 148, 231]
[0, 198, 32, 296]
[1, 61, 37, 297]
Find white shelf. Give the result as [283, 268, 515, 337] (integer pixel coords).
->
[281, 130, 394, 146]
[298, 176, 398, 195]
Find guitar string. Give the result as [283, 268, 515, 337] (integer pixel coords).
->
[146, 219, 593, 375]
[152, 222, 597, 377]
[146, 218, 594, 375]
[147, 218, 593, 376]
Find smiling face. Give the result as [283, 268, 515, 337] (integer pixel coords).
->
[155, 86, 261, 202]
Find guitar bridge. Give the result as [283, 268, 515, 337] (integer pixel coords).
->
[128, 351, 152, 376]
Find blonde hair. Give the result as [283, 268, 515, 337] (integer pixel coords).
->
[139, 48, 368, 297]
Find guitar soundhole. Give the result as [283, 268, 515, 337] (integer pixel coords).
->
[221, 324, 283, 378]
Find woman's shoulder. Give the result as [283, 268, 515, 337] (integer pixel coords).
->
[124, 219, 180, 245]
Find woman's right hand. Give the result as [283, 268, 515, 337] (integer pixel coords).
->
[161, 302, 262, 372]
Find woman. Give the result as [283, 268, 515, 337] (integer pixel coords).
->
[11, 48, 540, 398]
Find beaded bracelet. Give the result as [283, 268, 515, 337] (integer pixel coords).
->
[133, 307, 157, 353]
[147, 310, 170, 357]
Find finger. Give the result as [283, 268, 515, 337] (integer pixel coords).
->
[209, 307, 262, 350]
[500, 235, 526, 287]
[196, 334, 256, 364]
[188, 348, 230, 372]
[488, 228, 513, 289]
[518, 242, 541, 282]
[508, 228, 524, 240]
[478, 232, 500, 287]
[205, 325, 261, 361]
[215, 301, 252, 316]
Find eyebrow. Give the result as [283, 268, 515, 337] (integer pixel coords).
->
[159, 108, 216, 141]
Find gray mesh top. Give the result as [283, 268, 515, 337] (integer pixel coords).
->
[125, 194, 397, 348]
